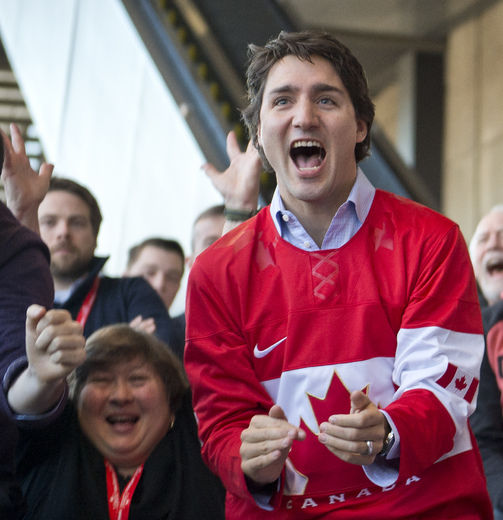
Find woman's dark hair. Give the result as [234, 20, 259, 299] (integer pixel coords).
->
[70, 324, 188, 414]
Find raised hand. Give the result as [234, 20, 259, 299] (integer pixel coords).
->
[129, 314, 156, 335]
[7, 305, 86, 415]
[202, 130, 262, 214]
[25, 305, 86, 383]
[1, 123, 53, 232]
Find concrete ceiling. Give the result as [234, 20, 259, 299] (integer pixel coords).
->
[278, 0, 499, 93]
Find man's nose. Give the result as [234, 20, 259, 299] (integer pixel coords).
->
[292, 99, 319, 129]
[54, 220, 70, 238]
[486, 231, 503, 250]
[151, 272, 166, 293]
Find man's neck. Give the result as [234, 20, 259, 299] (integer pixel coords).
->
[281, 180, 355, 248]
[295, 208, 333, 248]
[53, 270, 90, 293]
[53, 276, 78, 293]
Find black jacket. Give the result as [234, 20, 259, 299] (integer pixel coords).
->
[54, 256, 184, 358]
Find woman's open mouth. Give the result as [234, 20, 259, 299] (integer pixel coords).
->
[106, 414, 139, 432]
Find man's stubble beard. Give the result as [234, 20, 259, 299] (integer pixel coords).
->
[50, 252, 93, 286]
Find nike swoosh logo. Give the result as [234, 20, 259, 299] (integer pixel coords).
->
[254, 337, 287, 358]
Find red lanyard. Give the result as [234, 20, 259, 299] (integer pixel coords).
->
[105, 459, 144, 520]
[76, 276, 100, 327]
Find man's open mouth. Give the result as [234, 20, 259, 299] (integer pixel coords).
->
[290, 140, 326, 171]
[486, 257, 503, 276]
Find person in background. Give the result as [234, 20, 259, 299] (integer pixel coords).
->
[166, 205, 226, 346]
[5, 311, 225, 519]
[470, 206, 503, 411]
[185, 30, 491, 518]
[187, 205, 225, 269]
[469, 205, 503, 308]
[469, 209, 503, 520]
[125, 237, 185, 313]
[40, 177, 184, 357]
[124, 237, 185, 349]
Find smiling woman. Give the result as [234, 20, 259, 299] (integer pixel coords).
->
[11, 324, 225, 520]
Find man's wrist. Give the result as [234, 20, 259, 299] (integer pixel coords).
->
[224, 207, 257, 222]
[7, 205, 40, 233]
[378, 419, 395, 457]
[245, 475, 278, 494]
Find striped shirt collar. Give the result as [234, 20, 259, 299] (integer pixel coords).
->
[269, 168, 375, 251]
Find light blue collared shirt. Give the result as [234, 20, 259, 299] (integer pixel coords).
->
[269, 168, 376, 250]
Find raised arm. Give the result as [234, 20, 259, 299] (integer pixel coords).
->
[1, 123, 53, 233]
[7, 305, 85, 415]
[202, 131, 262, 234]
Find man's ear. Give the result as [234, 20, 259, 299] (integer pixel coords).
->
[256, 122, 263, 149]
[356, 119, 367, 144]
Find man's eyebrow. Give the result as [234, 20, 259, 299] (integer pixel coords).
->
[266, 85, 298, 96]
[311, 83, 345, 95]
[266, 83, 345, 96]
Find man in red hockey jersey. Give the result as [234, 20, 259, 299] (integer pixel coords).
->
[185, 31, 492, 518]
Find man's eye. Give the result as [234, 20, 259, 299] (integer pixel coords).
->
[319, 97, 335, 105]
[167, 274, 182, 284]
[71, 219, 88, 228]
[40, 219, 56, 227]
[274, 97, 289, 106]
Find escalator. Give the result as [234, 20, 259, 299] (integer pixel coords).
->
[0, 40, 45, 202]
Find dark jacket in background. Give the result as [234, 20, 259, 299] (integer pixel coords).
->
[54, 256, 184, 358]
[471, 300, 503, 514]
[0, 202, 53, 519]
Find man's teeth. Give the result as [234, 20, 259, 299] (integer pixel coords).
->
[292, 140, 322, 148]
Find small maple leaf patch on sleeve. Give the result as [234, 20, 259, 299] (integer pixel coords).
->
[436, 363, 478, 402]
[455, 376, 467, 391]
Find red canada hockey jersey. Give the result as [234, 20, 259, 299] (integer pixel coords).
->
[185, 190, 492, 519]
